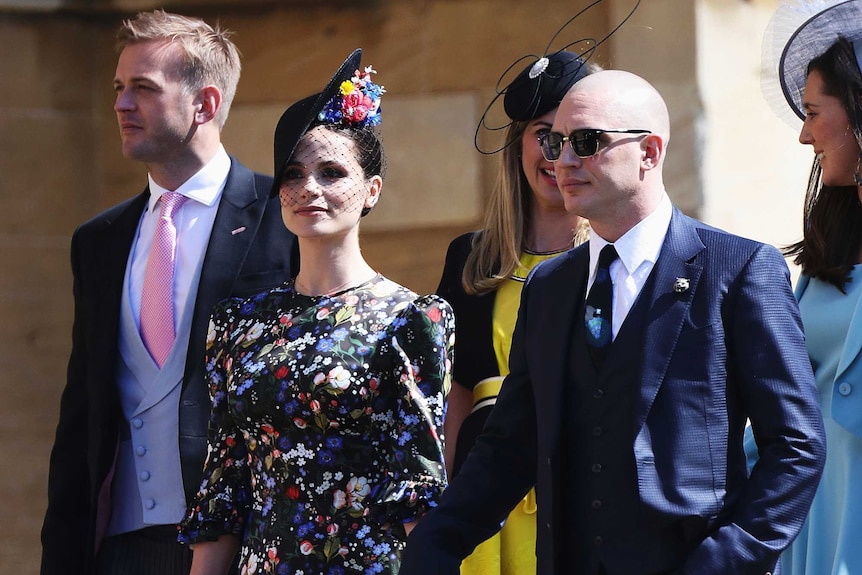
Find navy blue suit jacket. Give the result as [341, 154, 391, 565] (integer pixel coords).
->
[41, 157, 298, 575]
[401, 208, 825, 575]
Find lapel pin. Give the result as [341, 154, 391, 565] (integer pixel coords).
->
[673, 277, 690, 293]
[231, 226, 247, 235]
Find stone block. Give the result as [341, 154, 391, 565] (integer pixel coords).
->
[0, 112, 97, 235]
[0, 15, 97, 110]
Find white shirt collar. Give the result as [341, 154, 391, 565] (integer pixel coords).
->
[588, 191, 673, 280]
[146, 144, 231, 212]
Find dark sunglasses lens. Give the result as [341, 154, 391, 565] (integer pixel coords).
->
[572, 130, 599, 157]
[541, 133, 563, 161]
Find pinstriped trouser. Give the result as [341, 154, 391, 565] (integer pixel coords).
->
[96, 525, 192, 575]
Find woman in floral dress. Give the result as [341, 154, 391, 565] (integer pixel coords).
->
[179, 49, 454, 575]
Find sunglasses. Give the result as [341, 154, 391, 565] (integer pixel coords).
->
[538, 128, 652, 161]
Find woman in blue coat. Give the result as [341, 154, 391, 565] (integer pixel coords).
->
[758, 1, 862, 573]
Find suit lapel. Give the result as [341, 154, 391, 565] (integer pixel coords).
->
[796, 272, 862, 382]
[804, 275, 862, 382]
[635, 210, 705, 429]
[533, 247, 588, 453]
[183, 158, 265, 386]
[97, 192, 149, 305]
[91, 193, 149, 389]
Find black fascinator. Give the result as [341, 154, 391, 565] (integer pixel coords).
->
[272, 48, 385, 197]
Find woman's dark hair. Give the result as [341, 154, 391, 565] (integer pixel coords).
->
[786, 37, 862, 291]
[315, 122, 386, 180]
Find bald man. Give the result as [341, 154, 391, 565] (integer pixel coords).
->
[400, 70, 825, 575]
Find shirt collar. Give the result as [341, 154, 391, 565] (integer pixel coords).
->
[588, 191, 673, 278]
[146, 145, 231, 213]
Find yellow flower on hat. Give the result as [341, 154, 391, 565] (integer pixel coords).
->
[339, 80, 355, 95]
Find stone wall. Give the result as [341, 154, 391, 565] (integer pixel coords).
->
[0, 12, 102, 572]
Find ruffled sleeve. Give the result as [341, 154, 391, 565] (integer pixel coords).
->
[371, 294, 455, 524]
[179, 299, 252, 544]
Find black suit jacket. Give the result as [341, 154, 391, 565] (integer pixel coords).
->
[40, 157, 298, 575]
[401, 208, 825, 575]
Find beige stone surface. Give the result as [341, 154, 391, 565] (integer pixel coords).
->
[698, 0, 808, 282]
[373, 92, 481, 230]
[0, 111, 98, 234]
[0, 239, 72, 575]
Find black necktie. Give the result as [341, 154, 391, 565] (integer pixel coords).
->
[585, 244, 618, 368]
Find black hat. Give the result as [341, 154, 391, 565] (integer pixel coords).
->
[502, 50, 589, 121]
[271, 48, 362, 197]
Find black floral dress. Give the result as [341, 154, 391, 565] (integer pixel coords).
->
[179, 275, 454, 575]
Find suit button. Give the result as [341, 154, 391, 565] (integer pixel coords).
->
[131, 418, 143, 429]
[838, 382, 852, 396]
[593, 536, 603, 546]
[592, 426, 603, 436]
[547, 457, 552, 465]
[593, 389, 604, 400]
[135, 445, 147, 456]
[140, 470, 151, 481]
[591, 463, 602, 473]
[144, 499, 155, 510]
[591, 499, 602, 509]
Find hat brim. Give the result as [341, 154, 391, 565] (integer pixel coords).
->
[770, 0, 862, 121]
[271, 48, 362, 197]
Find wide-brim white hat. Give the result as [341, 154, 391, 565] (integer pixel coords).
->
[763, 0, 862, 125]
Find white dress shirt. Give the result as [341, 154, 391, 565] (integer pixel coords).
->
[127, 145, 231, 329]
[586, 192, 673, 339]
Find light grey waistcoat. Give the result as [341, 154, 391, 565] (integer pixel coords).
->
[106, 250, 206, 535]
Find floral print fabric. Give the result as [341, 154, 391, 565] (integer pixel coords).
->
[179, 275, 454, 575]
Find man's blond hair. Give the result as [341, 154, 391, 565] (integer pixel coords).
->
[117, 9, 241, 129]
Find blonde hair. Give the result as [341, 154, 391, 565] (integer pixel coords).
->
[462, 122, 529, 294]
[461, 121, 589, 295]
[462, 61, 599, 295]
[117, 10, 241, 129]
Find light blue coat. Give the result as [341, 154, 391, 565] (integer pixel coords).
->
[796, 275, 862, 438]
[748, 274, 862, 575]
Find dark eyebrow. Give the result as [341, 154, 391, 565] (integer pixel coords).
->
[113, 75, 159, 88]
[318, 158, 348, 168]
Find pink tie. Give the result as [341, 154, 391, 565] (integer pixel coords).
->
[140, 191, 187, 367]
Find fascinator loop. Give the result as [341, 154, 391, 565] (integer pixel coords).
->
[475, 0, 642, 154]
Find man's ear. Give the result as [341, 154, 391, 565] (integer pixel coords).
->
[195, 85, 222, 125]
[641, 133, 664, 170]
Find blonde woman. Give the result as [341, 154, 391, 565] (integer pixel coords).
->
[436, 51, 594, 575]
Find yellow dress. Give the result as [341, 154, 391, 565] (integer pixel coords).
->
[459, 250, 561, 575]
